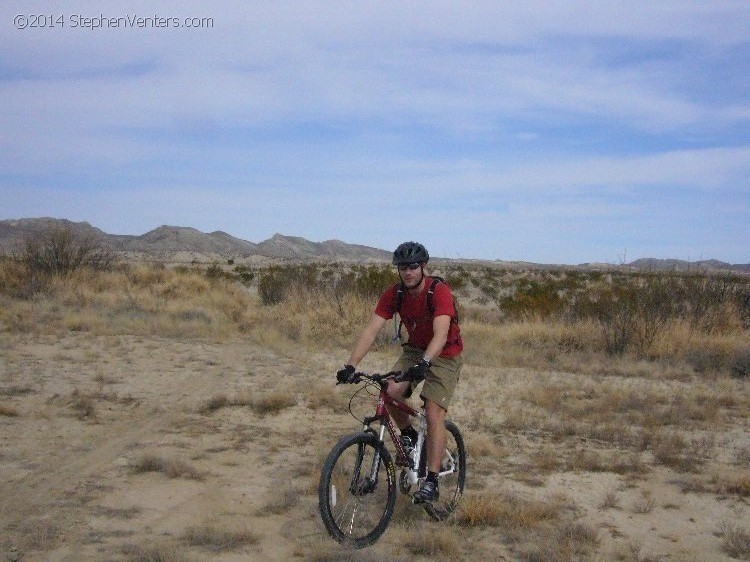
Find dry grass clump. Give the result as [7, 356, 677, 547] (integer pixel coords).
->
[199, 389, 297, 416]
[400, 524, 462, 558]
[121, 542, 191, 562]
[257, 487, 301, 515]
[23, 518, 63, 550]
[249, 287, 379, 349]
[632, 489, 656, 514]
[70, 388, 97, 420]
[304, 382, 352, 412]
[455, 491, 567, 529]
[703, 469, 750, 498]
[718, 519, 750, 560]
[252, 389, 298, 415]
[520, 521, 600, 562]
[131, 453, 205, 481]
[0, 384, 35, 396]
[0, 403, 19, 416]
[599, 489, 620, 509]
[182, 522, 260, 552]
[651, 431, 714, 472]
[455, 491, 597, 561]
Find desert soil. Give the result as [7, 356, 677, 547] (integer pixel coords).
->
[1, 333, 747, 561]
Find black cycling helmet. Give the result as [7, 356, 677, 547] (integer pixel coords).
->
[392, 241, 429, 265]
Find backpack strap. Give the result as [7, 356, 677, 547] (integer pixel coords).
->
[427, 276, 459, 323]
[392, 282, 405, 342]
[426, 277, 442, 316]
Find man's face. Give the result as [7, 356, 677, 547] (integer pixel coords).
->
[397, 262, 424, 289]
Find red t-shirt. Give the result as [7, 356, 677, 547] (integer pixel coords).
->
[374, 277, 463, 358]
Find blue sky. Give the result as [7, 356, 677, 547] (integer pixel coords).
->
[2, 1, 748, 264]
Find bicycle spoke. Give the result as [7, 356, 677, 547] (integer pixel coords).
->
[319, 433, 396, 548]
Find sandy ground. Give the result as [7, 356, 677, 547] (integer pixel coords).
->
[1, 333, 747, 561]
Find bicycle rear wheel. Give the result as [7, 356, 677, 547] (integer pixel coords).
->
[318, 432, 397, 548]
[423, 420, 466, 521]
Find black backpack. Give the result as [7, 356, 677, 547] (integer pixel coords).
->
[392, 276, 459, 342]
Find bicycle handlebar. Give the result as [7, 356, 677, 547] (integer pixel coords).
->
[336, 371, 404, 386]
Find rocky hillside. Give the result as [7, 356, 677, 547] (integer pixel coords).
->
[0, 218, 391, 262]
[1, 218, 747, 271]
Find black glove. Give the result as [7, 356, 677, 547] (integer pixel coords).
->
[404, 358, 430, 382]
[336, 364, 357, 384]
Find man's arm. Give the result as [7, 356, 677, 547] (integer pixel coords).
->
[346, 313, 388, 367]
[423, 314, 451, 362]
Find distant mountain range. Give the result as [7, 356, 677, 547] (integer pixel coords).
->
[0, 218, 391, 262]
[0, 218, 748, 272]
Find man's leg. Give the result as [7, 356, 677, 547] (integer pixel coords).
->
[413, 398, 446, 503]
[413, 354, 460, 503]
[386, 347, 422, 430]
[385, 379, 412, 429]
[425, 398, 447, 472]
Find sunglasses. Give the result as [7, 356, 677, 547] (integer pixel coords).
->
[397, 263, 422, 271]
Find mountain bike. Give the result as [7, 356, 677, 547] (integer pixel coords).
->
[318, 371, 466, 548]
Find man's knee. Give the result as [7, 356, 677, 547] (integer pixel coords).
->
[425, 400, 446, 427]
[387, 381, 409, 400]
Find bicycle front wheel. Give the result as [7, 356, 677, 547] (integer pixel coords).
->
[318, 432, 397, 548]
[423, 420, 466, 521]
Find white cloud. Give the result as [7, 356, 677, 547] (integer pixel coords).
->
[2, 1, 748, 263]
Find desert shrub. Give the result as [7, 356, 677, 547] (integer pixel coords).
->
[576, 274, 678, 356]
[3, 226, 117, 299]
[233, 264, 254, 284]
[204, 264, 226, 280]
[442, 264, 470, 292]
[0, 256, 47, 298]
[257, 263, 397, 307]
[258, 264, 319, 305]
[679, 272, 750, 333]
[17, 224, 116, 276]
[499, 278, 564, 320]
[338, 263, 397, 298]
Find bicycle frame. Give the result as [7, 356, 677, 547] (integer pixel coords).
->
[362, 384, 426, 486]
[319, 372, 466, 546]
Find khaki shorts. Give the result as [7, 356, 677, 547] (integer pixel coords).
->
[392, 345, 462, 410]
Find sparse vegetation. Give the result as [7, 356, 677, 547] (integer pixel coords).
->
[131, 454, 205, 481]
[0, 258, 748, 560]
[182, 523, 260, 552]
[0, 403, 19, 416]
[718, 519, 750, 560]
[199, 389, 297, 416]
[121, 543, 190, 562]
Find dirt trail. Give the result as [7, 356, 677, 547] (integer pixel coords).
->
[1, 335, 337, 561]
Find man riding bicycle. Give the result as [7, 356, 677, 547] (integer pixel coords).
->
[337, 241, 463, 503]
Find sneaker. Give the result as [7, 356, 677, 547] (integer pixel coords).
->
[413, 479, 439, 503]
